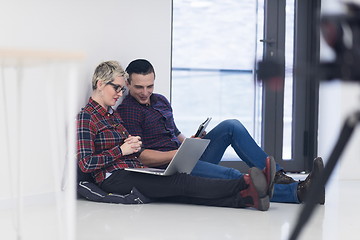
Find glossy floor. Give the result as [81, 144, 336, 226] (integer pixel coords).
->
[77, 176, 359, 240]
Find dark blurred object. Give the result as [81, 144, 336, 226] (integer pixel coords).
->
[319, 3, 360, 81]
[257, 3, 360, 240]
[289, 3, 360, 240]
[258, 4, 360, 83]
[257, 59, 284, 80]
[257, 60, 284, 91]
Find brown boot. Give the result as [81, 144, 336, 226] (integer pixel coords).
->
[297, 157, 325, 204]
[274, 170, 296, 184]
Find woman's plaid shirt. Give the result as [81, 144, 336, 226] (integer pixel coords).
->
[77, 98, 143, 183]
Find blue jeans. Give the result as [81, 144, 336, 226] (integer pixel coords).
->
[190, 119, 300, 203]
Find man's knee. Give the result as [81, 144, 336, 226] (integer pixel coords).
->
[220, 119, 245, 132]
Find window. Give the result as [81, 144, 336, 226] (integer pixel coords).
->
[172, 0, 319, 172]
[283, 0, 295, 159]
[171, 0, 262, 160]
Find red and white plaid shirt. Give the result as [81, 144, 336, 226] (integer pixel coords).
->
[77, 97, 143, 184]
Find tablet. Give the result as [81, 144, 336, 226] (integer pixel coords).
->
[194, 117, 212, 137]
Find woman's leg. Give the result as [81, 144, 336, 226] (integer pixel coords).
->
[101, 170, 245, 199]
[191, 160, 242, 179]
[100, 169, 269, 210]
[164, 167, 271, 209]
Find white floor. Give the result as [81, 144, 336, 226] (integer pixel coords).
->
[76, 176, 359, 240]
[1, 174, 358, 240]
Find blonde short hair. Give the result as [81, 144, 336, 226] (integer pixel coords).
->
[92, 61, 128, 90]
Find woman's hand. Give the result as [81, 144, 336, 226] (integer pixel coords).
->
[120, 135, 142, 156]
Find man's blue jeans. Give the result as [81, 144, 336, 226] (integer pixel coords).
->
[190, 119, 300, 203]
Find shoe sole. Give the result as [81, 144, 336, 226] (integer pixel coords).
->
[265, 156, 276, 199]
[249, 168, 269, 211]
[314, 157, 325, 205]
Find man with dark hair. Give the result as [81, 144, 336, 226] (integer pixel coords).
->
[117, 59, 325, 204]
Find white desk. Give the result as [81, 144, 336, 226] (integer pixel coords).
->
[0, 48, 84, 240]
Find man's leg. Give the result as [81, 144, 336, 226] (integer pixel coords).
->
[272, 183, 299, 203]
[192, 160, 242, 179]
[200, 119, 268, 168]
[191, 161, 300, 203]
[201, 119, 281, 171]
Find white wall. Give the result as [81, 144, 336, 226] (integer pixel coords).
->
[0, 0, 172, 199]
[0, 1, 172, 239]
[0, 0, 172, 102]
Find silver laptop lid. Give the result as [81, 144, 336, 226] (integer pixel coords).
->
[163, 138, 210, 175]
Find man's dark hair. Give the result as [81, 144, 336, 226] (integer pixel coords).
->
[126, 59, 155, 83]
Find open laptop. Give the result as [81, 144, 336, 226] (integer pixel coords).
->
[124, 138, 210, 176]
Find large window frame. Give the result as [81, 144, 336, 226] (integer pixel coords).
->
[170, 0, 321, 173]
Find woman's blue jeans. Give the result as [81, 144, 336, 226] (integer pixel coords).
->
[190, 119, 299, 203]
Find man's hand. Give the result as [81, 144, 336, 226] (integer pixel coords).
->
[190, 131, 206, 139]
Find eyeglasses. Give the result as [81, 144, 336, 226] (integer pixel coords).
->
[107, 82, 126, 93]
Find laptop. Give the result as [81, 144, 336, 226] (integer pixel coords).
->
[124, 138, 210, 176]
